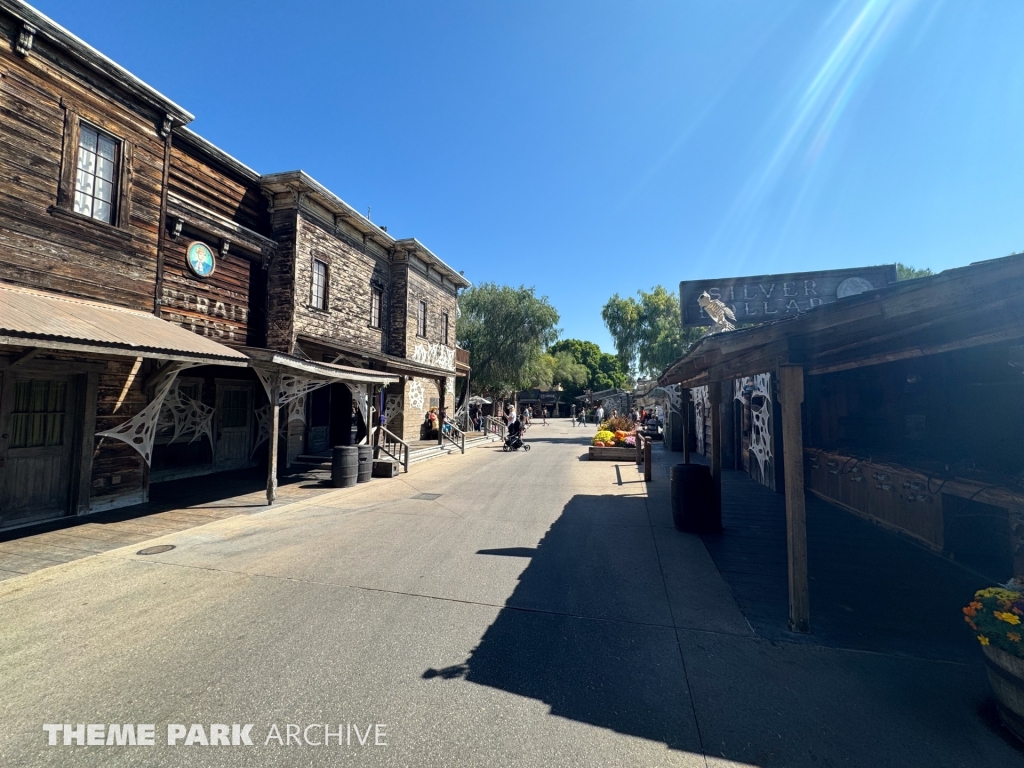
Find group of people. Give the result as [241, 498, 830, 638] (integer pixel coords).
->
[570, 403, 605, 427]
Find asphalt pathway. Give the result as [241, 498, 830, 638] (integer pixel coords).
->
[0, 419, 1020, 767]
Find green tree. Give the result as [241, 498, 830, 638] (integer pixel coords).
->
[601, 286, 701, 378]
[528, 351, 590, 391]
[548, 339, 629, 399]
[456, 283, 561, 397]
[896, 263, 933, 281]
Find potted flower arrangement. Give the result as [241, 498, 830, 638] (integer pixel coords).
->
[964, 584, 1024, 741]
[588, 416, 639, 461]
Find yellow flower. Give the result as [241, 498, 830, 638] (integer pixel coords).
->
[978, 635, 990, 646]
[1008, 632, 1022, 643]
[977, 588, 1022, 600]
[994, 611, 1022, 626]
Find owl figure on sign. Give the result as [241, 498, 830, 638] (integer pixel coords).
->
[698, 291, 736, 334]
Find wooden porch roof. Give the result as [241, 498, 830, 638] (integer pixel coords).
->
[659, 253, 1024, 386]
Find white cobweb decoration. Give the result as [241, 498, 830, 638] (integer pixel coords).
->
[97, 362, 200, 465]
[733, 373, 773, 479]
[252, 367, 330, 407]
[692, 385, 710, 455]
[407, 380, 425, 412]
[383, 393, 404, 426]
[181, 391, 215, 445]
[288, 394, 307, 425]
[251, 404, 272, 457]
[345, 383, 369, 442]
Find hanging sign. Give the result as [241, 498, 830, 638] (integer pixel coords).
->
[679, 264, 896, 327]
[186, 240, 216, 278]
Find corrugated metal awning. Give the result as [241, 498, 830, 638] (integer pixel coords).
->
[241, 348, 399, 385]
[0, 281, 248, 365]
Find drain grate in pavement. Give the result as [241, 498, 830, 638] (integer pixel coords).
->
[136, 544, 176, 555]
[411, 493, 442, 501]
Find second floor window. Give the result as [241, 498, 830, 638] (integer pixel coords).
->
[417, 300, 427, 337]
[311, 259, 328, 310]
[370, 287, 382, 328]
[74, 124, 119, 224]
[442, 312, 449, 345]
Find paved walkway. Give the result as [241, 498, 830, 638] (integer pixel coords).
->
[0, 419, 1020, 767]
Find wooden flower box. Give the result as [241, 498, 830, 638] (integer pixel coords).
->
[588, 445, 636, 461]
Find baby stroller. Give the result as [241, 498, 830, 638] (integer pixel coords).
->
[502, 420, 530, 452]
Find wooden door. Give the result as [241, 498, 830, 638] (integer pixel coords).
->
[215, 383, 253, 470]
[0, 373, 76, 527]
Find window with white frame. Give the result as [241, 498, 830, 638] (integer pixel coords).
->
[370, 287, 382, 328]
[417, 300, 427, 337]
[311, 259, 329, 310]
[74, 123, 120, 224]
[442, 311, 449, 345]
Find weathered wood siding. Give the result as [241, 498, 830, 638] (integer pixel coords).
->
[0, 19, 167, 312]
[266, 208, 298, 352]
[160, 141, 270, 348]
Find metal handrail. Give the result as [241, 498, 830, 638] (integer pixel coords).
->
[442, 418, 466, 454]
[375, 425, 410, 473]
[484, 416, 506, 440]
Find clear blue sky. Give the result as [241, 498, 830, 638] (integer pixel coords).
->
[34, 0, 1024, 352]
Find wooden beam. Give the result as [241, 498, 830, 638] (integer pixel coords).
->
[682, 388, 691, 464]
[8, 348, 41, 368]
[266, 374, 281, 505]
[709, 381, 723, 516]
[778, 364, 809, 634]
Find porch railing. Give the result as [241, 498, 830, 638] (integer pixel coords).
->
[374, 425, 410, 473]
[485, 416, 506, 441]
[443, 419, 466, 454]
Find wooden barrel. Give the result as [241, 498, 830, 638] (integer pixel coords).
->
[331, 446, 358, 488]
[670, 464, 719, 533]
[983, 644, 1024, 742]
[356, 445, 373, 483]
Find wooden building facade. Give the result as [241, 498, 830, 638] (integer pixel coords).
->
[660, 254, 1024, 632]
[0, 0, 471, 529]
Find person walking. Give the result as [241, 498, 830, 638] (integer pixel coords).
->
[596, 404, 605, 426]
[541, 407, 548, 426]
[570, 404, 577, 426]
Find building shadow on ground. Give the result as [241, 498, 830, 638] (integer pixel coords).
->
[422, 493, 703, 752]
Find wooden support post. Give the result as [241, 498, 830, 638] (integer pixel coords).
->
[682, 388, 691, 464]
[266, 373, 280, 505]
[644, 439, 652, 482]
[778, 364, 809, 634]
[1010, 504, 1024, 579]
[709, 381, 723, 515]
[438, 377, 446, 446]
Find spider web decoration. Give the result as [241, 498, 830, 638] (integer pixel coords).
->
[407, 381, 425, 412]
[345, 383, 369, 436]
[251, 404, 272, 457]
[97, 362, 200, 465]
[252, 367, 331, 407]
[157, 388, 190, 444]
[692, 385, 710, 455]
[383, 393, 404, 426]
[733, 373, 774, 484]
[287, 394, 307, 425]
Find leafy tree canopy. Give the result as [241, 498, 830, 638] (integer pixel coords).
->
[896, 263, 933, 281]
[601, 285, 702, 379]
[457, 283, 560, 397]
[528, 351, 590, 391]
[548, 339, 629, 400]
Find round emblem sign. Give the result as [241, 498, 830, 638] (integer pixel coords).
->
[186, 241, 216, 278]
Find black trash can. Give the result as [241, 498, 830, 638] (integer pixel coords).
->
[670, 463, 719, 533]
[332, 445, 359, 488]
[356, 444, 373, 483]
